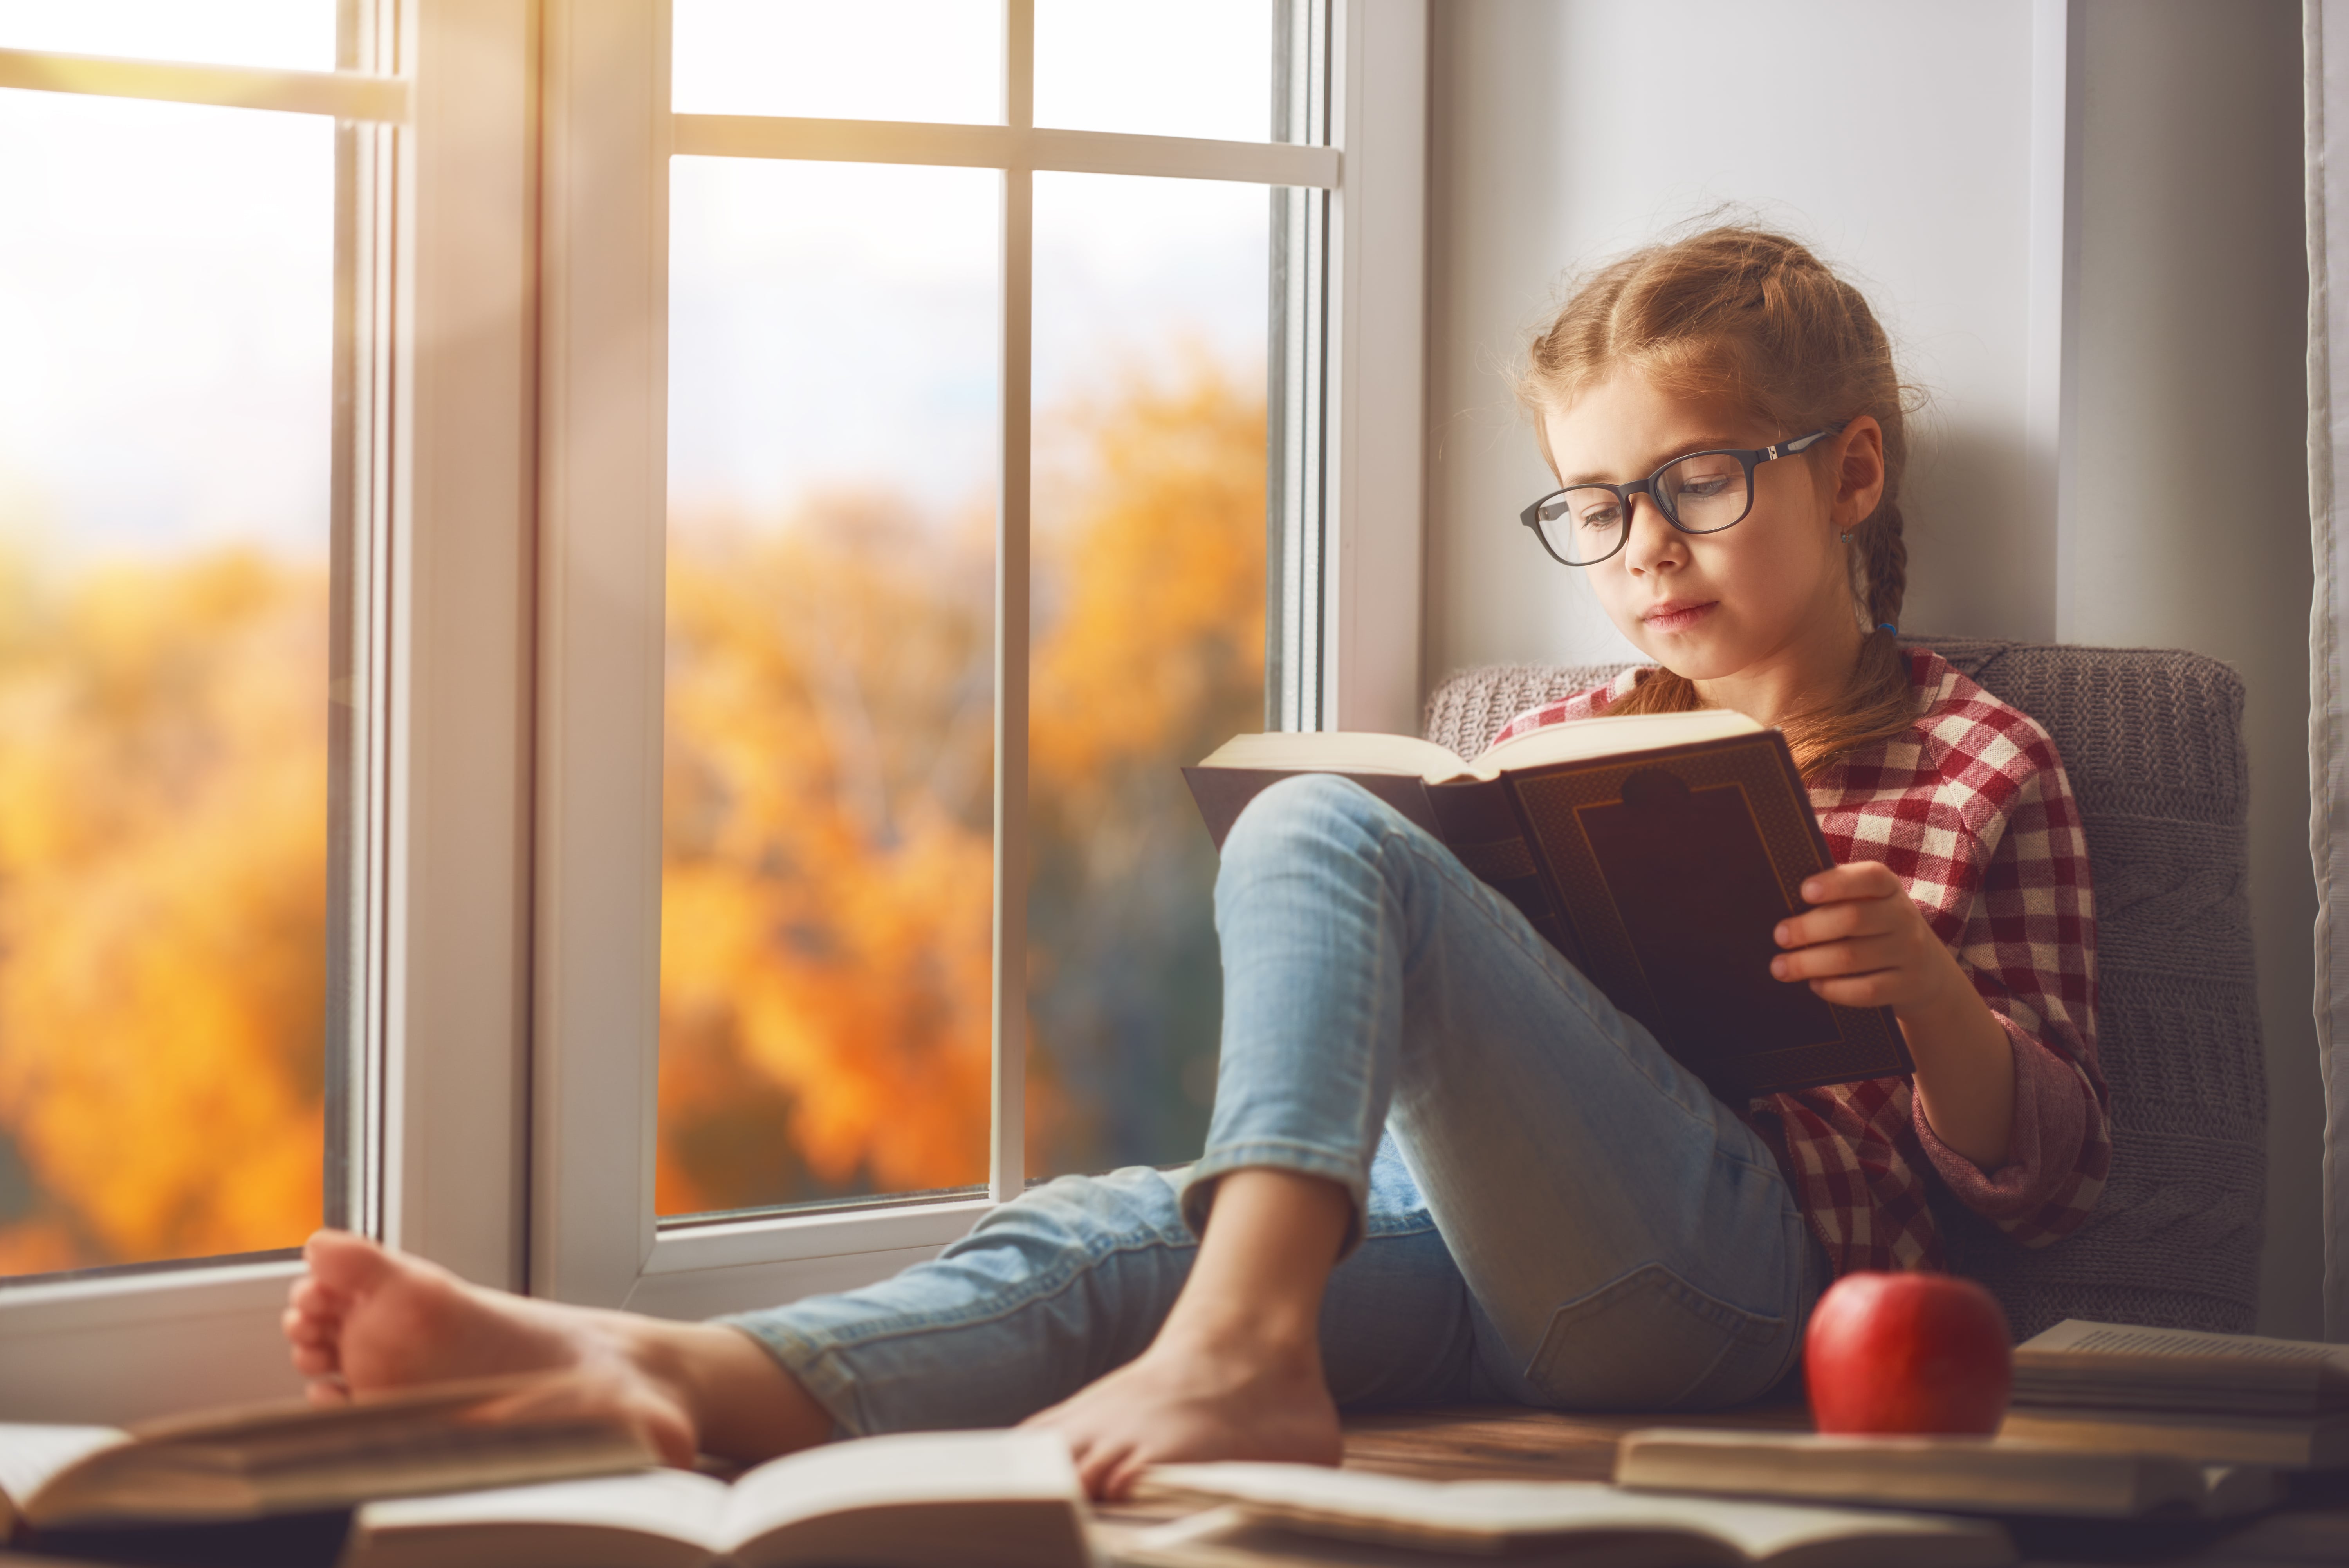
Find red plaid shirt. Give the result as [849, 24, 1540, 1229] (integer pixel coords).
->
[1493, 648, 2111, 1274]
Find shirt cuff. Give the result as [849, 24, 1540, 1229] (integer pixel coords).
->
[1911, 1014, 2087, 1221]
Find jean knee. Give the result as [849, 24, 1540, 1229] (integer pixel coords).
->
[1222, 773, 1396, 870]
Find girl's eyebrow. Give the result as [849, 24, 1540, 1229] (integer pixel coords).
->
[1560, 435, 1748, 486]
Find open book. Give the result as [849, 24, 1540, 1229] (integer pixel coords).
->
[0, 1375, 658, 1536]
[1186, 712, 1911, 1099]
[1123, 1463, 2012, 1568]
[1613, 1429, 2281, 1520]
[1998, 1318, 2349, 1467]
[341, 1429, 1088, 1568]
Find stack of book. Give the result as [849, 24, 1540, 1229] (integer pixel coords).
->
[2000, 1318, 2349, 1468]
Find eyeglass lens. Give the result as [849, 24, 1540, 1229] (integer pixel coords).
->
[1532, 451, 1752, 564]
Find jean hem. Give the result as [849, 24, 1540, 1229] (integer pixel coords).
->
[1180, 1139, 1372, 1254]
[716, 1315, 868, 1438]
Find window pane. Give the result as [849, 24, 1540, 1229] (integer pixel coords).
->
[0, 0, 334, 71]
[662, 158, 999, 1218]
[1034, 0, 1274, 143]
[1027, 172, 1268, 1179]
[0, 90, 334, 1276]
[673, 0, 1003, 125]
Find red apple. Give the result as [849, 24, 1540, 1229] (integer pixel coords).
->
[1804, 1270, 2013, 1434]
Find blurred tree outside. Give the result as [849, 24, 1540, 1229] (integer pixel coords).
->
[0, 547, 327, 1274]
[0, 348, 1267, 1272]
[659, 352, 1267, 1208]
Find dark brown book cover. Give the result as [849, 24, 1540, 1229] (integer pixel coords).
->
[1183, 730, 1911, 1101]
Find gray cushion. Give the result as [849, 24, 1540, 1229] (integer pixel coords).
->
[1422, 639, 2264, 1337]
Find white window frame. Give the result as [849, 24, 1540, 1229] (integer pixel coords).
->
[0, 0, 1423, 1416]
[0, 0, 537, 1421]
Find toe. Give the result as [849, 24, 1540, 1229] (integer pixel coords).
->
[1103, 1450, 1153, 1503]
[288, 1276, 348, 1321]
[291, 1342, 342, 1377]
[303, 1229, 398, 1297]
[1077, 1438, 1132, 1501]
[282, 1304, 335, 1347]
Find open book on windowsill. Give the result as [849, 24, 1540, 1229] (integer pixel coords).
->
[1185, 711, 1911, 1101]
[1120, 1463, 2014, 1568]
[337, 1429, 1089, 1568]
[0, 1373, 659, 1539]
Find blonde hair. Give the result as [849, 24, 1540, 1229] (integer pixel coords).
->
[1519, 226, 1919, 776]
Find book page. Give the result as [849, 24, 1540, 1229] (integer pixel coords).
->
[0, 1424, 124, 1519]
[722, 1430, 1080, 1548]
[2021, 1319, 2349, 1371]
[1139, 1464, 2004, 1559]
[1194, 732, 1470, 782]
[357, 1467, 729, 1552]
[1469, 709, 1763, 779]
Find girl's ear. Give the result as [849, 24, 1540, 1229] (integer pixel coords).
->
[1829, 416, 1887, 527]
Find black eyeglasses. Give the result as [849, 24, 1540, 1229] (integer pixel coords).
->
[1519, 430, 1832, 566]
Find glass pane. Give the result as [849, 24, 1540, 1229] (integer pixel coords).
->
[0, 0, 334, 71]
[673, 0, 1003, 125]
[0, 90, 334, 1276]
[1027, 172, 1269, 1178]
[1035, 0, 1274, 143]
[662, 159, 999, 1217]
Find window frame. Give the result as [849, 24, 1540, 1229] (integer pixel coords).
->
[533, 0, 1423, 1315]
[0, 0, 1425, 1414]
[0, 0, 537, 1420]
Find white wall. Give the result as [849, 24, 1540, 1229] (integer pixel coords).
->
[1423, 0, 2322, 1336]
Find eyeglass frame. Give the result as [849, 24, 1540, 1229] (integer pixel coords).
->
[1518, 428, 1835, 567]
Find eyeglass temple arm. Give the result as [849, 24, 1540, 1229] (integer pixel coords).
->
[1762, 430, 1832, 462]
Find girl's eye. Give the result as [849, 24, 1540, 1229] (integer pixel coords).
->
[1678, 476, 1730, 499]
[1574, 501, 1622, 530]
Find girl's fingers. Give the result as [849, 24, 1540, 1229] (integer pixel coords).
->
[1799, 862, 1901, 904]
[1775, 898, 1900, 949]
[1771, 936, 1902, 982]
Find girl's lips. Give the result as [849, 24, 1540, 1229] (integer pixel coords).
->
[1640, 601, 1718, 634]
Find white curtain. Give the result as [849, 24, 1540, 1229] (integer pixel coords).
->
[2307, 0, 2349, 1341]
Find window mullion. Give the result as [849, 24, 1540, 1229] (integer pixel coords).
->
[992, 0, 1036, 1205]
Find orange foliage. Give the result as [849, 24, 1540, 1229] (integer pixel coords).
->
[0, 355, 1269, 1265]
[0, 550, 326, 1268]
[1030, 355, 1268, 793]
[658, 498, 998, 1210]
[659, 355, 1266, 1205]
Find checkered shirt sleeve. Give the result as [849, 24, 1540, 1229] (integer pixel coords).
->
[1492, 651, 2110, 1276]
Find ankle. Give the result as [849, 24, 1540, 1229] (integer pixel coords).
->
[1156, 1300, 1323, 1368]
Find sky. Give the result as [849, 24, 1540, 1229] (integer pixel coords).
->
[0, 0, 1278, 559]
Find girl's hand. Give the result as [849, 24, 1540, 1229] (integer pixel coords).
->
[1768, 861, 1963, 1018]
[1770, 859, 2016, 1169]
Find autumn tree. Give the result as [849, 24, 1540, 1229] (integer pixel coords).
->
[0, 549, 327, 1273]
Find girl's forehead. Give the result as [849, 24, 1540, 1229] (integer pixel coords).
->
[1541, 372, 1767, 478]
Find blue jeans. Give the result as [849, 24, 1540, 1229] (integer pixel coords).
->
[723, 774, 1826, 1430]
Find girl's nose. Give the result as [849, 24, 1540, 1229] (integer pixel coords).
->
[1620, 493, 1685, 574]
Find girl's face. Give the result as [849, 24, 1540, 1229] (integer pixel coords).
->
[1539, 367, 1883, 690]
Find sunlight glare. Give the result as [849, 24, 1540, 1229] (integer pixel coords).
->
[0, 0, 334, 71]
[674, 0, 1003, 124]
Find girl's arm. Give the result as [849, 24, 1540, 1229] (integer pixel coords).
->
[1770, 862, 2015, 1167]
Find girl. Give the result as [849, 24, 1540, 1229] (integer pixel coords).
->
[283, 227, 2110, 1500]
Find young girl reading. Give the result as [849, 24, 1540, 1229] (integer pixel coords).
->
[280, 227, 2110, 1501]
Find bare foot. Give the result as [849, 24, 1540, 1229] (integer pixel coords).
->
[282, 1230, 720, 1467]
[1021, 1328, 1342, 1500]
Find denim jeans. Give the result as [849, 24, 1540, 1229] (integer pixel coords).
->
[724, 774, 1827, 1432]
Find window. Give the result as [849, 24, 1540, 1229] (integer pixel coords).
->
[0, 0, 1422, 1416]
